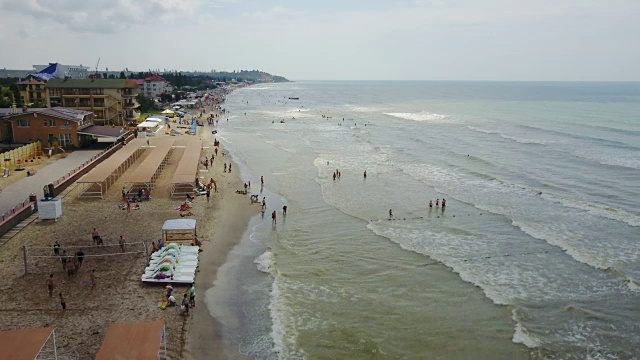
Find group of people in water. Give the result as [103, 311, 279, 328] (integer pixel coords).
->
[429, 199, 446, 208]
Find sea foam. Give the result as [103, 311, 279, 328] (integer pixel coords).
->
[384, 111, 454, 123]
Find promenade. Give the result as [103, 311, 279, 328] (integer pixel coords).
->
[0, 150, 101, 216]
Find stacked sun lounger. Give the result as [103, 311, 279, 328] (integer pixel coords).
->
[141, 243, 199, 284]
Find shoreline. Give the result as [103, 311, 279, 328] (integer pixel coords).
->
[182, 141, 259, 360]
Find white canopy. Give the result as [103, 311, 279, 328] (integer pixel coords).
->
[137, 121, 161, 128]
[162, 219, 196, 231]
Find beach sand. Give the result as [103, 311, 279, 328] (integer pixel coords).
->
[0, 100, 255, 359]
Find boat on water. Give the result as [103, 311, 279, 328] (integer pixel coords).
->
[288, 97, 299, 100]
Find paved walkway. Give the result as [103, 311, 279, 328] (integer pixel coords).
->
[0, 150, 101, 216]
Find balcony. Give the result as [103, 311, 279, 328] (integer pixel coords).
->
[125, 110, 140, 121]
[123, 99, 140, 109]
[122, 89, 136, 97]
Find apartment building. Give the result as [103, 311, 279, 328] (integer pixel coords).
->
[46, 79, 140, 126]
[17, 78, 47, 106]
[139, 74, 173, 98]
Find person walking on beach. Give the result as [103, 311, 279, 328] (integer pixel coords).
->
[76, 249, 84, 269]
[182, 294, 190, 316]
[122, 187, 126, 200]
[59, 292, 66, 310]
[91, 228, 99, 245]
[189, 283, 196, 307]
[224, 163, 227, 172]
[53, 241, 60, 256]
[60, 251, 68, 271]
[282, 205, 287, 216]
[272, 211, 277, 224]
[228, 163, 232, 172]
[261, 176, 264, 186]
[119, 235, 126, 253]
[262, 197, 266, 210]
[206, 189, 210, 202]
[389, 209, 393, 219]
[333, 172, 336, 181]
[46, 274, 55, 297]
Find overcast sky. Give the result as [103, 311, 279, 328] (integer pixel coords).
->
[0, 0, 639, 81]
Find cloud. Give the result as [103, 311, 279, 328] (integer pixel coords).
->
[0, 0, 215, 33]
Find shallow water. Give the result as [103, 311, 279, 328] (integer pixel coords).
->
[211, 81, 640, 359]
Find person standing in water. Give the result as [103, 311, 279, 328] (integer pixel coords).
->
[282, 205, 287, 216]
[389, 209, 393, 219]
[364, 170, 367, 179]
[442, 199, 446, 208]
[272, 211, 277, 224]
[436, 199, 440, 207]
[429, 200, 433, 208]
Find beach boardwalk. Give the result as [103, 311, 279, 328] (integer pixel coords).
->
[0, 150, 101, 216]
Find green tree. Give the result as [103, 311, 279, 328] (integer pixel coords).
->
[136, 94, 157, 112]
[119, 72, 126, 79]
[9, 83, 22, 107]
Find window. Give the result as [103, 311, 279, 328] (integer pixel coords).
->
[59, 133, 71, 147]
[49, 119, 56, 127]
[18, 119, 29, 127]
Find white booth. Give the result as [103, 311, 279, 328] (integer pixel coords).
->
[137, 120, 164, 137]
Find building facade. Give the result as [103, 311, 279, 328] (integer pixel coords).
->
[46, 79, 140, 126]
[140, 74, 173, 98]
[33, 63, 90, 79]
[17, 78, 48, 106]
[2, 108, 95, 147]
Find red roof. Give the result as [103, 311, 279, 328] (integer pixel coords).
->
[95, 320, 165, 360]
[144, 74, 165, 82]
[0, 327, 54, 360]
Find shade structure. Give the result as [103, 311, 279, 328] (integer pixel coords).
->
[162, 218, 196, 231]
[161, 109, 174, 114]
[125, 138, 174, 193]
[95, 320, 166, 360]
[170, 139, 202, 197]
[0, 327, 57, 360]
[77, 138, 146, 198]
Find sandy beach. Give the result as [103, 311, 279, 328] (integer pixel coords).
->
[0, 93, 257, 359]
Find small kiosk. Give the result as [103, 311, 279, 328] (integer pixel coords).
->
[162, 219, 197, 245]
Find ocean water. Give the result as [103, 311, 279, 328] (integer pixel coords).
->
[209, 81, 640, 359]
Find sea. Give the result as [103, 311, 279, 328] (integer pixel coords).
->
[205, 81, 640, 360]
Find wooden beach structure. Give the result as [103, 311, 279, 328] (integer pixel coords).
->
[170, 139, 202, 198]
[95, 320, 167, 360]
[76, 138, 145, 199]
[0, 327, 59, 360]
[125, 138, 175, 194]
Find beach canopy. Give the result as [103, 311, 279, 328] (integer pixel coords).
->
[95, 320, 166, 360]
[162, 218, 196, 231]
[0, 327, 57, 360]
[161, 109, 175, 114]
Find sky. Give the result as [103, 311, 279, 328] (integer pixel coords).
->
[0, 0, 639, 81]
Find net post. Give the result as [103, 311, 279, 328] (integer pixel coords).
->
[23, 245, 28, 274]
